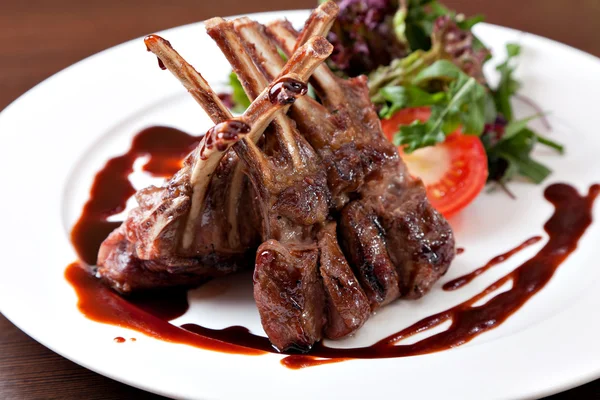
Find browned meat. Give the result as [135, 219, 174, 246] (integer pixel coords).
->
[97, 35, 330, 293]
[363, 176, 456, 298]
[317, 222, 370, 339]
[97, 227, 224, 291]
[206, 18, 333, 351]
[338, 200, 400, 307]
[233, 12, 372, 342]
[254, 241, 325, 351]
[94, 2, 456, 353]
[264, 7, 455, 304]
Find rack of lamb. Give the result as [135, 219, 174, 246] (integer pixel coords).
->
[96, 1, 455, 352]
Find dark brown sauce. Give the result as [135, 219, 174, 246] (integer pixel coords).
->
[268, 77, 308, 105]
[200, 120, 250, 159]
[280, 183, 599, 366]
[67, 125, 599, 368]
[443, 236, 542, 291]
[70, 126, 200, 265]
[65, 263, 264, 356]
[281, 355, 350, 369]
[114, 336, 126, 343]
[456, 247, 464, 255]
[127, 288, 190, 321]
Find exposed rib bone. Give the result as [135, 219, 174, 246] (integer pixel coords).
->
[145, 34, 245, 249]
[234, 17, 339, 150]
[206, 17, 303, 168]
[233, 18, 285, 80]
[195, 35, 330, 192]
[266, 20, 345, 109]
[147, 34, 332, 247]
[291, 1, 339, 53]
[145, 35, 232, 122]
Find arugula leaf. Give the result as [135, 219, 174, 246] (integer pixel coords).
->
[493, 43, 521, 121]
[487, 127, 553, 184]
[503, 114, 543, 140]
[378, 86, 445, 118]
[228, 72, 251, 113]
[404, 0, 437, 51]
[390, 60, 488, 152]
[412, 58, 464, 83]
[536, 134, 564, 153]
[394, 120, 446, 150]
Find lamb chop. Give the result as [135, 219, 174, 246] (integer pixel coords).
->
[97, 35, 328, 294]
[241, 2, 455, 305]
[205, 18, 370, 349]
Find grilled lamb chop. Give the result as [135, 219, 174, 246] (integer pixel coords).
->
[228, 16, 370, 344]
[207, 18, 349, 350]
[97, 35, 327, 293]
[263, 4, 455, 303]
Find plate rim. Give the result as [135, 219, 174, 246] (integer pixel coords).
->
[1, 9, 600, 400]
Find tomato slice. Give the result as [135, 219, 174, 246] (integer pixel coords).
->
[381, 107, 488, 218]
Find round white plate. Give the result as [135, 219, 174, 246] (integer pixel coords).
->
[1, 9, 599, 400]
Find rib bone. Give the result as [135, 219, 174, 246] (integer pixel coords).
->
[145, 35, 232, 122]
[145, 35, 245, 249]
[206, 21, 334, 239]
[290, 1, 339, 53]
[145, 34, 332, 248]
[205, 18, 300, 168]
[267, 20, 345, 112]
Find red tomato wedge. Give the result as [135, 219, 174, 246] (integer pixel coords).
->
[381, 107, 488, 218]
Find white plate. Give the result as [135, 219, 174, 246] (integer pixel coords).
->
[1, 9, 599, 400]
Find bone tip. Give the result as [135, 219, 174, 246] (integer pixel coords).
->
[143, 34, 160, 49]
[305, 36, 334, 58]
[265, 19, 290, 30]
[144, 34, 172, 51]
[317, 0, 340, 17]
[205, 17, 227, 30]
[233, 16, 254, 29]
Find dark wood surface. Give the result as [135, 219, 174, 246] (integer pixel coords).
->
[1, 1, 599, 399]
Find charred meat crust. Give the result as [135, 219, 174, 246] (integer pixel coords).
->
[339, 201, 400, 308]
[254, 240, 325, 352]
[95, 3, 456, 352]
[318, 222, 370, 339]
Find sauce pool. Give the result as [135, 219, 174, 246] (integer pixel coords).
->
[70, 126, 200, 265]
[67, 126, 600, 368]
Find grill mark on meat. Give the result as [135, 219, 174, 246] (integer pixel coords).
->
[266, 14, 455, 303]
[318, 222, 369, 338]
[339, 201, 399, 307]
[254, 242, 325, 352]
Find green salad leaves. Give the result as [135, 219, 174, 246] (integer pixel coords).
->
[380, 60, 489, 152]
[222, 0, 564, 190]
[370, 6, 563, 187]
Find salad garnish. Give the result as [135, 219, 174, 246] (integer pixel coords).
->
[222, 0, 564, 216]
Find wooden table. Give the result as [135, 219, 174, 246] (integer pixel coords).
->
[1, 1, 599, 398]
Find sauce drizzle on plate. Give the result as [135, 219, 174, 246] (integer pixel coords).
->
[66, 126, 600, 368]
[70, 126, 200, 265]
[443, 236, 542, 291]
